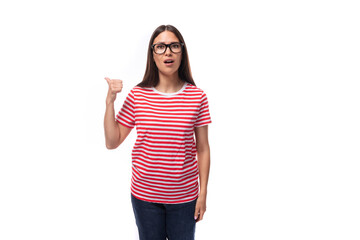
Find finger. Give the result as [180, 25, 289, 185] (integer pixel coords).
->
[109, 79, 123, 88]
[104, 77, 110, 84]
[112, 88, 122, 94]
[113, 82, 123, 90]
[111, 82, 123, 89]
[195, 212, 201, 222]
[113, 81, 123, 87]
[194, 206, 200, 220]
[199, 210, 205, 221]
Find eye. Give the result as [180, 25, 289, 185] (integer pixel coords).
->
[156, 44, 165, 50]
[172, 43, 180, 49]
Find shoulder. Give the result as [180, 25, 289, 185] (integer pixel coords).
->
[128, 85, 153, 96]
[184, 83, 208, 97]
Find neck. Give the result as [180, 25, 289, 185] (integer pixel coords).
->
[156, 71, 183, 93]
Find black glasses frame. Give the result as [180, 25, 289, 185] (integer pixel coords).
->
[151, 42, 184, 54]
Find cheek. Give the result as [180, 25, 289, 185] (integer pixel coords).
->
[177, 56, 182, 66]
[153, 56, 160, 66]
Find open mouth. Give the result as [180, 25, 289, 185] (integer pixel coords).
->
[164, 59, 174, 64]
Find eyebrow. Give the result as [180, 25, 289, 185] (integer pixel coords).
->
[153, 41, 179, 45]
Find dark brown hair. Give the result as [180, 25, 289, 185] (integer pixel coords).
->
[137, 25, 196, 88]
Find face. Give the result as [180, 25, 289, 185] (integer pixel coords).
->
[152, 31, 182, 77]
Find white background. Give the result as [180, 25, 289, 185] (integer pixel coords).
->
[1, 0, 359, 239]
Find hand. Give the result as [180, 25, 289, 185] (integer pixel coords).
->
[105, 77, 123, 104]
[194, 194, 207, 222]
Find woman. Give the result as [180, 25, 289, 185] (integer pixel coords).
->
[104, 25, 211, 240]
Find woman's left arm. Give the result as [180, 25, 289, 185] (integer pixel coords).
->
[194, 125, 210, 222]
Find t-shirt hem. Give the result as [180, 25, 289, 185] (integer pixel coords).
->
[131, 192, 198, 204]
[194, 121, 212, 128]
[116, 118, 135, 129]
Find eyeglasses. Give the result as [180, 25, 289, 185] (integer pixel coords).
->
[151, 42, 184, 54]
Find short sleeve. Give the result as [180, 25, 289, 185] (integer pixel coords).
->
[115, 89, 135, 129]
[194, 92, 212, 127]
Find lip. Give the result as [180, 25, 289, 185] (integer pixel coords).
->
[163, 59, 175, 66]
[164, 58, 175, 64]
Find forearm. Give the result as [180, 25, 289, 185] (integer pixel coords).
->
[104, 102, 120, 149]
[197, 146, 210, 197]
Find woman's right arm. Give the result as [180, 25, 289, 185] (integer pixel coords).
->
[104, 77, 132, 149]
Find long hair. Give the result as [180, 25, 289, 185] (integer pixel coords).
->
[137, 25, 196, 88]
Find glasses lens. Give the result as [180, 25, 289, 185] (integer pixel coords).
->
[154, 44, 166, 54]
[170, 43, 182, 53]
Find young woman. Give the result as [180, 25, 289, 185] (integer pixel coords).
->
[104, 25, 211, 240]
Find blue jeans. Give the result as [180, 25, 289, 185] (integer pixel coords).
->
[131, 193, 197, 240]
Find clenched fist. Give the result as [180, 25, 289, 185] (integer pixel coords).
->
[105, 77, 123, 104]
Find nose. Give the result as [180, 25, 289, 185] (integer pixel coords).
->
[164, 46, 172, 55]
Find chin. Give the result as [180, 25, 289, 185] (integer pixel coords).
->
[160, 69, 179, 76]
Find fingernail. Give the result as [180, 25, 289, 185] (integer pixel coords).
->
[194, 216, 197, 220]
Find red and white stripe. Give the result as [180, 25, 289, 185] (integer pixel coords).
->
[116, 83, 211, 204]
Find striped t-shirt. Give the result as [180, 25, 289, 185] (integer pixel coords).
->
[116, 82, 211, 204]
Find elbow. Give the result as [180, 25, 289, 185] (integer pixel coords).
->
[106, 144, 115, 150]
[105, 141, 120, 150]
[105, 135, 125, 150]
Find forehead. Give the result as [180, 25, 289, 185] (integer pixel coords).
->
[153, 31, 179, 44]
